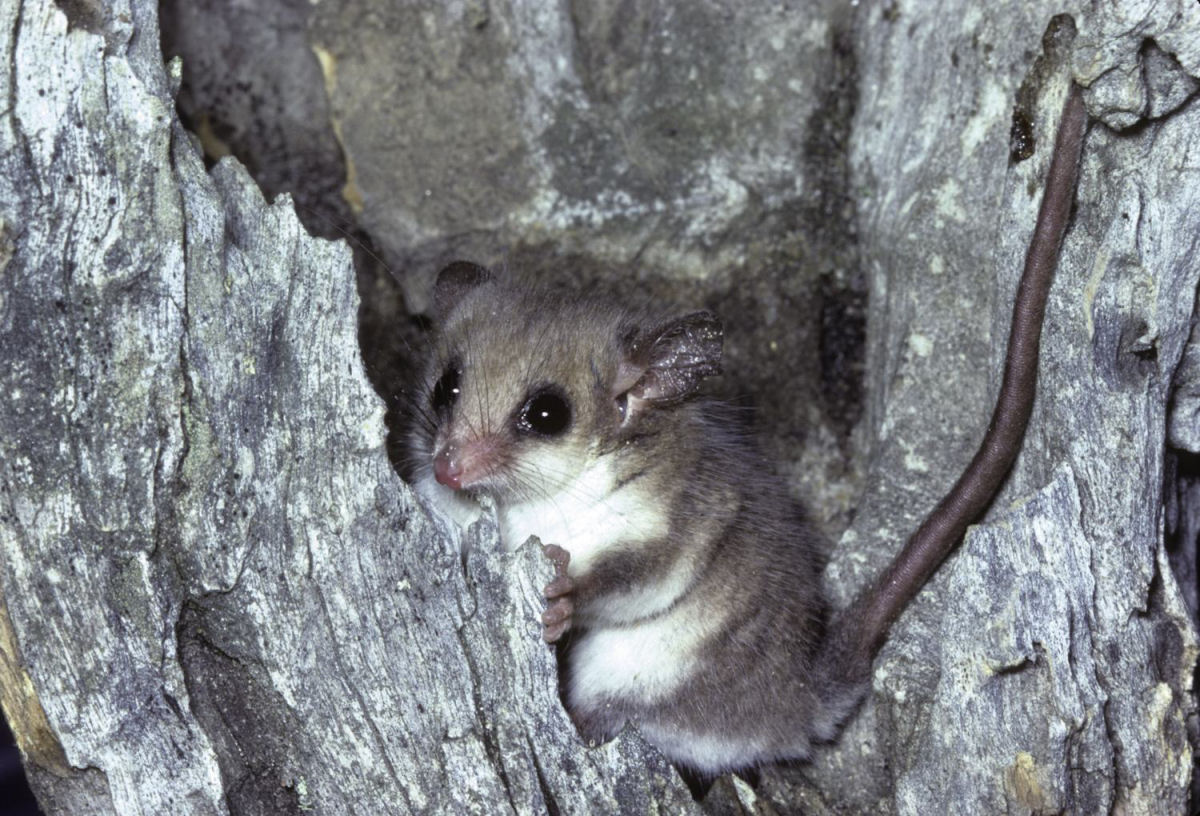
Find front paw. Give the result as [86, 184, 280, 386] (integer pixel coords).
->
[541, 543, 576, 643]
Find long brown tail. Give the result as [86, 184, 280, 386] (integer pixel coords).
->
[826, 82, 1088, 682]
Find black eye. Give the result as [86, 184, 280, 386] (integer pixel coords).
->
[615, 393, 629, 421]
[517, 388, 571, 437]
[431, 365, 461, 414]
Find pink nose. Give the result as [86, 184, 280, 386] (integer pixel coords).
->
[434, 448, 463, 490]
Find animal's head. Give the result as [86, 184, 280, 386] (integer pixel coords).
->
[410, 261, 723, 505]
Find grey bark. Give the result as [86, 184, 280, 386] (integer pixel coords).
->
[1, 1, 1197, 816]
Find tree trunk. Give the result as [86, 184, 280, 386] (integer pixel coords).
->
[1, 1, 1197, 814]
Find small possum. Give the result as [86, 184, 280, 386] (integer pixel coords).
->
[407, 84, 1088, 777]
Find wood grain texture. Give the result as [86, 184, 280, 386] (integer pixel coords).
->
[0, 1, 699, 813]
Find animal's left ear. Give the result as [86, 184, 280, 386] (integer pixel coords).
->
[622, 311, 723, 406]
[433, 261, 492, 319]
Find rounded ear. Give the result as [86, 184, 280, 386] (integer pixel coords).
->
[624, 311, 723, 406]
[434, 261, 492, 319]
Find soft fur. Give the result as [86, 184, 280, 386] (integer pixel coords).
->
[408, 271, 860, 775]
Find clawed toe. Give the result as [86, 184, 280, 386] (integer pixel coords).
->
[543, 543, 570, 571]
[544, 574, 575, 599]
[542, 597, 573, 625]
[543, 618, 572, 643]
[542, 597, 574, 643]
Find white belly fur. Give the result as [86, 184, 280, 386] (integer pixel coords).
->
[568, 592, 717, 708]
[497, 456, 666, 576]
[638, 724, 780, 774]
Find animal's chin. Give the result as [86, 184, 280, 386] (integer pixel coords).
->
[423, 457, 522, 509]
[455, 481, 507, 507]
[458, 486, 487, 502]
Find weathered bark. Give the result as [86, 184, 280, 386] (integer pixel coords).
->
[1, 0, 1197, 815]
[799, 6, 1200, 813]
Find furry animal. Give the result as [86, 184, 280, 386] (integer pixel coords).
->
[407, 83, 1087, 777]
